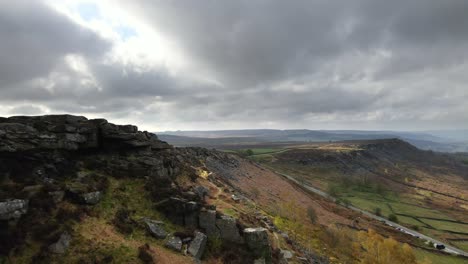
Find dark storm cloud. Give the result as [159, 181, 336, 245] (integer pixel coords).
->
[1, 0, 468, 130]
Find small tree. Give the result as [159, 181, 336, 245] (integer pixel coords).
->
[388, 214, 398, 222]
[245, 149, 254, 156]
[307, 206, 317, 224]
[328, 184, 339, 197]
[375, 207, 382, 216]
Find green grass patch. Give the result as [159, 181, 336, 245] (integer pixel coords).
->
[222, 208, 239, 218]
[451, 241, 468, 252]
[420, 219, 468, 234]
[414, 249, 468, 264]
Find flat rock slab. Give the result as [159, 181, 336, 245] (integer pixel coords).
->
[143, 218, 168, 239]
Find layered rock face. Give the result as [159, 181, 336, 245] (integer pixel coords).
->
[0, 115, 171, 152]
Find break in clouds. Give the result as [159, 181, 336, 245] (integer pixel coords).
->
[1, 0, 468, 131]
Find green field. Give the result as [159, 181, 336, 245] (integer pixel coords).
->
[261, 160, 467, 251]
[414, 249, 468, 264]
[451, 241, 468, 252]
[420, 219, 468, 234]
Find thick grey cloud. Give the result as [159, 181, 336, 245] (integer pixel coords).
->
[0, 1, 109, 86]
[0, 0, 467, 130]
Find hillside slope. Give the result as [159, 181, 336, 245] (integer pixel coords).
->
[1, 116, 459, 264]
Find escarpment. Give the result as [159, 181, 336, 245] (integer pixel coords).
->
[0, 115, 285, 264]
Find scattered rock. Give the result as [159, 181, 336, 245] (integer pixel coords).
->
[280, 250, 293, 261]
[143, 218, 167, 239]
[231, 194, 241, 202]
[216, 215, 243, 243]
[165, 236, 183, 251]
[244, 227, 271, 262]
[82, 191, 102, 205]
[0, 199, 28, 220]
[48, 232, 72, 254]
[188, 231, 207, 259]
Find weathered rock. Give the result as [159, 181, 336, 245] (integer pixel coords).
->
[194, 185, 209, 200]
[48, 232, 72, 254]
[280, 250, 293, 261]
[157, 197, 200, 227]
[199, 209, 218, 236]
[216, 215, 243, 243]
[244, 228, 271, 263]
[49, 191, 65, 203]
[188, 231, 207, 259]
[0, 115, 171, 152]
[184, 201, 199, 228]
[82, 191, 102, 205]
[143, 218, 168, 239]
[165, 236, 183, 251]
[0, 199, 28, 220]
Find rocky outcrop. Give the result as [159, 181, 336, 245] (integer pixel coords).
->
[244, 228, 272, 263]
[157, 197, 200, 227]
[216, 215, 243, 243]
[48, 232, 72, 254]
[199, 209, 218, 236]
[188, 231, 207, 259]
[0, 199, 28, 220]
[0, 115, 171, 152]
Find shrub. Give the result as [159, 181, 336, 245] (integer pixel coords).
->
[328, 184, 339, 197]
[307, 206, 317, 224]
[375, 207, 382, 216]
[388, 214, 398, 222]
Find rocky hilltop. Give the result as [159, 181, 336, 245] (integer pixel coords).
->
[0, 115, 288, 264]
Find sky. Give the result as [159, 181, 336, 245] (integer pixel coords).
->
[0, 0, 467, 132]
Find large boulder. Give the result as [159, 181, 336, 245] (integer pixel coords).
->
[0, 199, 28, 220]
[48, 232, 72, 254]
[244, 228, 271, 263]
[216, 215, 243, 243]
[199, 209, 218, 236]
[157, 197, 200, 227]
[188, 231, 207, 259]
[143, 218, 168, 239]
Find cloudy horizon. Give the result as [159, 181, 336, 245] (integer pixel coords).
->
[1, 0, 468, 132]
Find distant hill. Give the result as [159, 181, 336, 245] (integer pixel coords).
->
[159, 129, 468, 153]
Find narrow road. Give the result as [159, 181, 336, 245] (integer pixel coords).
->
[268, 168, 468, 257]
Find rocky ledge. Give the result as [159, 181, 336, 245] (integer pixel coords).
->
[0, 115, 171, 152]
